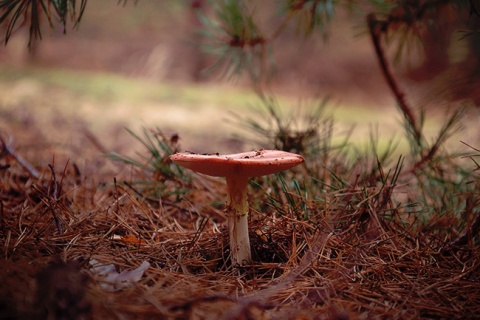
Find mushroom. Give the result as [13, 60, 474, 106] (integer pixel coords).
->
[170, 149, 304, 266]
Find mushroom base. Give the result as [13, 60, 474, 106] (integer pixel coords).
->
[226, 175, 252, 265]
[226, 210, 251, 266]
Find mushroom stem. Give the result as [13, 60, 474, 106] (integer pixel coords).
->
[225, 175, 252, 265]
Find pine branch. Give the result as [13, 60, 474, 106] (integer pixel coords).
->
[367, 13, 422, 143]
[0, 0, 87, 48]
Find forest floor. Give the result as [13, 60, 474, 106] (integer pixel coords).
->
[0, 2, 479, 319]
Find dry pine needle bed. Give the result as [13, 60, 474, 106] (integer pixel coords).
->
[0, 125, 479, 320]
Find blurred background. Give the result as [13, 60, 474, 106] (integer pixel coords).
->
[0, 1, 478, 158]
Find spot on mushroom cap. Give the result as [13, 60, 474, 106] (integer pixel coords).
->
[170, 149, 304, 177]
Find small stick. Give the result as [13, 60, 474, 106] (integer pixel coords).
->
[0, 133, 40, 178]
[48, 164, 63, 234]
[367, 14, 421, 143]
[83, 127, 109, 154]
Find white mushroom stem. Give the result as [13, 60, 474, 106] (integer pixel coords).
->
[226, 175, 252, 265]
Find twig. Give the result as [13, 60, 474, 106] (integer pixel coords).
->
[83, 127, 109, 154]
[187, 216, 209, 251]
[48, 164, 63, 234]
[367, 14, 421, 143]
[0, 132, 40, 178]
[58, 159, 70, 198]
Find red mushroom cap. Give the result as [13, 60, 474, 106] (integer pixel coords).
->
[170, 149, 304, 177]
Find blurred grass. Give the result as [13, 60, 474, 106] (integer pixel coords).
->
[0, 64, 455, 156]
[0, 65, 255, 108]
[0, 65, 405, 121]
